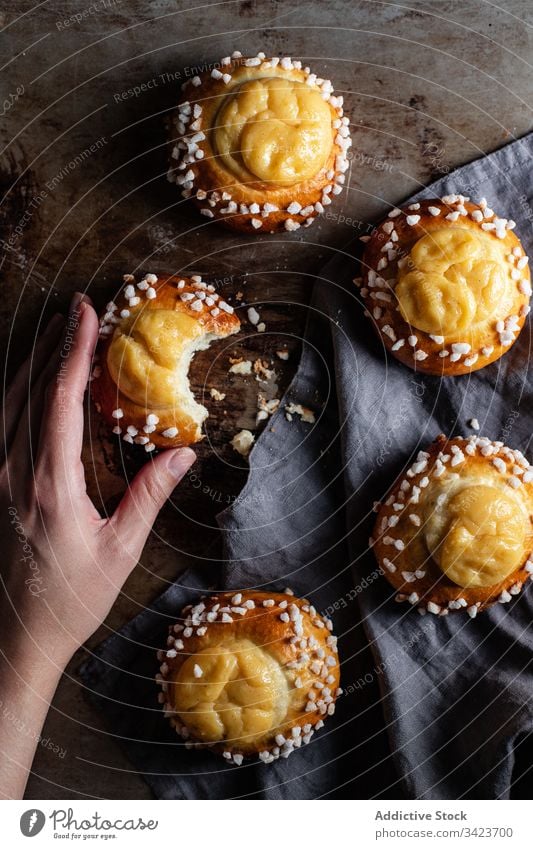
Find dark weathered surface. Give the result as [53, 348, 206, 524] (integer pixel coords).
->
[1, 0, 532, 798]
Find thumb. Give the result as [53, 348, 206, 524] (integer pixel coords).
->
[109, 448, 196, 555]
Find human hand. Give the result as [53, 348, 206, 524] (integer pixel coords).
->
[0, 293, 195, 798]
[0, 293, 196, 664]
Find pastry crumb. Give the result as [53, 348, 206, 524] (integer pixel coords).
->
[229, 360, 252, 375]
[231, 429, 255, 457]
[468, 417, 480, 431]
[285, 402, 316, 424]
[256, 392, 279, 424]
[210, 388, 226, 401]
[276, 349, 289, 360]
[257, 322, 266, 332]
[247, 306, 260, 325]
[253, 359, 275, 381]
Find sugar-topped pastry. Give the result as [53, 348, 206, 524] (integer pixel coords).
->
[167, 51, 351, 233]
[359, 196, 531, 374]
[157, 591, 341, 764]
[372, 435, 533, 616]
[91, 273, 240, 449]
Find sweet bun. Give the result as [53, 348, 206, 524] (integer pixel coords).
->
[157, 591, 341, 765]
[359, 196, 531, 375]
[372, 435, 533, 617]
[91, 273, 240, 450]
[167, 50, 351, 234]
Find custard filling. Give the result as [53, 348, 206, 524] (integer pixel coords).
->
[170, 639, 289, 745]
[423, 482, 526, 588]
[395, 228, 508, 336]
[107, 309, 215, 420]
[213, 77, 333, 185]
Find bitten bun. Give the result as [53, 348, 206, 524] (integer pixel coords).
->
[372, 435, 533, 617]
[157, 591, 341, 765]
[167, 50, 351, 234]
[91, 273, 240, 450]
[359, 196, 531, 375]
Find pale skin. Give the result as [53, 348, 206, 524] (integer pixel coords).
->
[0, 293, 196, 799]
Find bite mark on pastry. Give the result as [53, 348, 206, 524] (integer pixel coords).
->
[359, 196, 531, 375]
[167, 51, 351, 233]
[372, 435, 533, 615]
[91, 273, 240, 449]
[156, 591, 341, 764]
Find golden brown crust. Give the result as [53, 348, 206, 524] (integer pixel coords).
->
[91, 273, 240, 450]
[167, 51, 351, 234]
[372, 435, 533, 617]
[156, 591, 341, 764]
[359, 196, 531, 376]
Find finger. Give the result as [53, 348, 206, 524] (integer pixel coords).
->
[7, 296, 93, 492]
[37, 297, 99, 481]
[31, 294, 95, 421]
[10, 317, 87, 481]
[1, 313, 64, 457]
[108, 448, 196, 565]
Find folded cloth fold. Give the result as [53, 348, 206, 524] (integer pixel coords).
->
[80, 133, 533, 799]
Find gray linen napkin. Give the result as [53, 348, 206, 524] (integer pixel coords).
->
[80, 133, 533, 800]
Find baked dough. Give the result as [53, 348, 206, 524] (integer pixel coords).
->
[157, 591, 341, 764]
[372, 435, 533, 616]
[168, 51, 351, 233]
[91, 273, 240, 449]
[359, 196, 531, 375]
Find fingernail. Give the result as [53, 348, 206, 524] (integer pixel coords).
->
[69, 292, 84, 314]
[166, 448, 196, 477]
